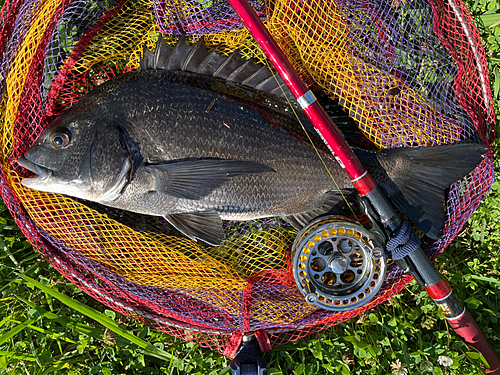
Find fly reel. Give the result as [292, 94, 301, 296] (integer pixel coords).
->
[292, 216, 387, 311]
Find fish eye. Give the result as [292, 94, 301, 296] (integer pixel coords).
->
[50, 128, 71, 148]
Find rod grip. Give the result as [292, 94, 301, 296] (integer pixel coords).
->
[402, 253, 500, 374]
[448, 310, 500, 374]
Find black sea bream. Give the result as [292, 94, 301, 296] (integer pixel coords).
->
[18, 35, 485, 245]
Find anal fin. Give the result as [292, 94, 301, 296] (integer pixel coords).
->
[284, 191, 348, 230]
[164, 209, 224, 246]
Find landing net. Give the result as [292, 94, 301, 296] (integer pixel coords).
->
[0, 0, 495, 355]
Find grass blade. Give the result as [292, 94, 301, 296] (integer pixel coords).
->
[42, 362, 71, 374]
[494, 67, 499, 100]
[0, 314, 14, 329]
[19, 274, 180, 364]
[27, 325, 78, 344]
[17, 296, 139, 347]
[470, 274, 500, 286]
[28, 328, 43, 367]
[0, 317, 39, 346]
[480, 14, 500, 28]
[0, 351, 36, 361]
[217, 365, 233, 375]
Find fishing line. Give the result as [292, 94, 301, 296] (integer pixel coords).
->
[259, 53, 359, 221]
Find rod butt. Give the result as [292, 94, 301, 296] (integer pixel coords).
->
[448, 310, 500, 375]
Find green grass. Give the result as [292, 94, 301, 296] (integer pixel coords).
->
[1, 0, 500, 374]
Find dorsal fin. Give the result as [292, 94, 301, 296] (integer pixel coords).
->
[140, 34, 294, 101]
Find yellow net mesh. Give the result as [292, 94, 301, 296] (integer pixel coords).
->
[0, 0, 493, 344]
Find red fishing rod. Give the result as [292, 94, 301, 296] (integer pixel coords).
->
[226, 0, 500, 373]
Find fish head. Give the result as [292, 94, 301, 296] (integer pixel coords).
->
[18, 111, 132, 203]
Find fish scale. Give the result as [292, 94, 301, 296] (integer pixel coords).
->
[18, 35, 486, 245]
[109, 73, 340, 215]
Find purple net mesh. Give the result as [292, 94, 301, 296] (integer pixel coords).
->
[153, 0, 266, 35]
[0, 0, 495, 356]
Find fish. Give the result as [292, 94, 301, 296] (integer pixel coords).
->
[17, 35, 486, 246]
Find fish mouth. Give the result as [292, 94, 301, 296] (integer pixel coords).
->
[17, 156, 53, 181]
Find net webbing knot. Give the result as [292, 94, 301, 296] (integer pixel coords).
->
[386, 220, 421, 260]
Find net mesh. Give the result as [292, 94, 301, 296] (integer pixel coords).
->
[0, 0, 495, 355]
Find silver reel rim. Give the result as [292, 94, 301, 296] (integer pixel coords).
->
[292, 216, 387, 311]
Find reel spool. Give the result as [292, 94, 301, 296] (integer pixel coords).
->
[292, 216, 387, 311]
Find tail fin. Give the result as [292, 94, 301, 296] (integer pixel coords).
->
[377, 143, 487, 239]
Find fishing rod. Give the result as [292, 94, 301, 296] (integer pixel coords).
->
[225, 0, 500, 374]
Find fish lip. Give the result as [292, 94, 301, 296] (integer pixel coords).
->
[17, 156, 53, 181]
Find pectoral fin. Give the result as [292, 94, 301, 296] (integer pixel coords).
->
[164, 209, 224, 246]
[146, 159, 275, 200]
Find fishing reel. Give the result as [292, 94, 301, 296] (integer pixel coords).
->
[291, 216, 387, 311]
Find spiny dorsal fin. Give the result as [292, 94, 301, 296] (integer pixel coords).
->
[154, 35, 173, 70]
[166, 34, 192, 70]
[182, 38, 211, 72]
[140, 34, 294, 101]
[195, 48, 226, 75]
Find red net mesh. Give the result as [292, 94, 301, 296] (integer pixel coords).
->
[0, 0, 494, 355]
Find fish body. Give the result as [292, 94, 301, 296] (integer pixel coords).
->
[19, 36, 486, 245]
